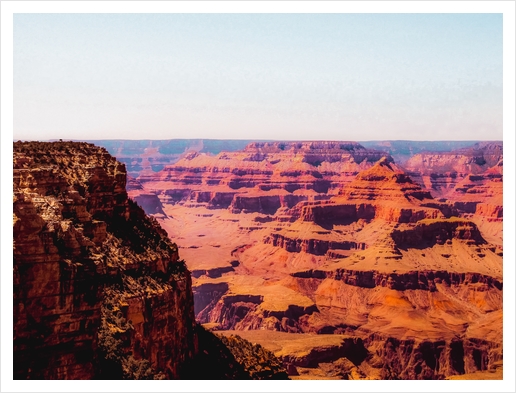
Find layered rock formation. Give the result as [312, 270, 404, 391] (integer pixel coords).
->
[297, 157, 440, 224]
[257, 159, 445, 263]
[157, 151, 503, 380]
[402, 143, 503, 247]
[86, 139, 254, 179]
[448, 159, 503, 219]
[360, 140, 487, 164]
[215, 328, 502, 380]
[403, 142, 503, 198]
[138, 141, 390, 215]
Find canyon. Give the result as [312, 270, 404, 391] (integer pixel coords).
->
[13, 139, 503, 380]
[114, 139, 503, 380]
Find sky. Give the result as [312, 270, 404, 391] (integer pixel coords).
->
[13, 12, 503, 142]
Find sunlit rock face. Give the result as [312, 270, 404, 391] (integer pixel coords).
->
[13, 141, 197, 379]
[171, 150, 502, 380]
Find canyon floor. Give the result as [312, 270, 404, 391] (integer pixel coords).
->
[123, 140, 503, 380]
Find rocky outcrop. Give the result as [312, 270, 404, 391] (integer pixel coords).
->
[192, 282, 229, 316]
[197, 300, 318, 333]
[87, 139, 254, 179]
[266, 232, 366, 256]
[229, 194, 310, 214]
[446, 159, 503, 220]
[338, 157, 434, 202]
[126, 175, 144, 191]
[391, 218, 486, 249]
[191, 266, 235, 279]
[363, 334, 501, 379]
[300, 202, 375, 224]
[215, 333, 289, 379]
[193, 280, 318, 333]
[241, 141, 388, 164]
[402, 142, 503, 197]
[360, 140, 485, 164]
[229, 195, 282, 215]
[213, 328, 501, 380]
[299, 201, 441, 225]
[291, 269, 502, 292]
[236, 160, 443, 276]
[475, 203, 503, 219]
[286, 158, 443, 226]
[181, 326, 289, 380]
[128, 192, 167, 217]
[13, 141, 197, 379]
[281, 337, 369, 368]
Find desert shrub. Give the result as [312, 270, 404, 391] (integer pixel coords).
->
[218, 334, 289, 380]
[97, 289, 159, 379]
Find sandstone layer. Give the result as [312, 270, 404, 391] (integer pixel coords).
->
[86, 139, 254, 179]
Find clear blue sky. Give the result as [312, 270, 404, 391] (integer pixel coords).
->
[13, 13, 503, 141]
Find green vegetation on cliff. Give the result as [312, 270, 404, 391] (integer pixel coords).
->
[180, 325, 289, 380]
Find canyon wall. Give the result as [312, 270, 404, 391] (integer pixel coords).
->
[13, 142, 197, 379]
[403, 142, 503, 199]
[85, 139, 255, 178]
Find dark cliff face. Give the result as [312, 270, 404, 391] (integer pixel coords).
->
[291, 269, 502, 292]
[13, 141, 197, 379]
[391, 218, 486, 249]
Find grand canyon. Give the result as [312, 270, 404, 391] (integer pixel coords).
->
[13, 139, 503, 380]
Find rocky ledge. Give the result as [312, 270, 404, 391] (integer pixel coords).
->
[291, 269, 502, 292]
[391, 218, 486, 249]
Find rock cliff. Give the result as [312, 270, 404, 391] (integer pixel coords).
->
[85, 139, 255, 179]
[182, 154, 502, 379]
[402, 142, 503, 198]
[13, 141, 198, 379]
[294, 157, 442, 227]
[359, 140, 487, 164]
[447, 159, 503, 219]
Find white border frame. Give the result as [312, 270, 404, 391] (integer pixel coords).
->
[1, 2, 514, 392]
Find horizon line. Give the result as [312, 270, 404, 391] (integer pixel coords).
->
[13, 138, 504, 143]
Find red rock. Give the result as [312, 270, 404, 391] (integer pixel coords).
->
[403, 142, 502, 198]
[13, 141, 197, 379]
